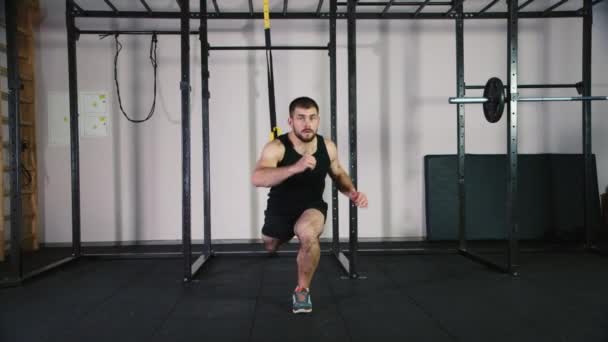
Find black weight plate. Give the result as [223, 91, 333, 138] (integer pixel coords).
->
[483, 77, 505, 123]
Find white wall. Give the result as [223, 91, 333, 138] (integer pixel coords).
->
[34, 0, 608, 244]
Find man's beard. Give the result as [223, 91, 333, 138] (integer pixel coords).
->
[294, 129, 316, 143]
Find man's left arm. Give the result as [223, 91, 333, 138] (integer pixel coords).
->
[326, 139, 368, 208]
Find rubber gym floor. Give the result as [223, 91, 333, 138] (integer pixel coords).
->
[1, 245, 608, 342]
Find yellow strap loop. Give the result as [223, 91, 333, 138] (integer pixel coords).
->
[263, 0, 271, 29]
[269, 126, 282, 141]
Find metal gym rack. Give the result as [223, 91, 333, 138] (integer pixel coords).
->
[1, 0, 604, 286]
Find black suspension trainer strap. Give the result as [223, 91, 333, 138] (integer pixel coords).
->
[264, 0, 280, 140]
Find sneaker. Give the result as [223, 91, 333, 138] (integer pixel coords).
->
[292, 287, 312, 314]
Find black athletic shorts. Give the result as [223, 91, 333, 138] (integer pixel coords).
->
[261, 201, 328, 242]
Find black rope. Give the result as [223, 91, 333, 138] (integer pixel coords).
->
[113, 33, 159, 123]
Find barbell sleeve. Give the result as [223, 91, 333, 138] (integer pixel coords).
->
[449, 97, 489, 104]
[449, 95, 608, 104]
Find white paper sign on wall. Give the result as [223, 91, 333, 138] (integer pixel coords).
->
[79, 92, 110, 138]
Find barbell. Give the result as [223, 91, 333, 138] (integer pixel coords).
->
[449, 77, 608, 123]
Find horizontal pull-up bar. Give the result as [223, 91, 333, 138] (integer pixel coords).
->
[84, 30, 198, 35]
[337, 1, 452, 5]
[209, 45, 329, 50]
[85, 30, 329, 50]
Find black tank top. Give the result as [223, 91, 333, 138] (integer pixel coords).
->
[266, 133, 330, 214]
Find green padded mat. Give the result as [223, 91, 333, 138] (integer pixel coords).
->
[425, 154, 602, 241]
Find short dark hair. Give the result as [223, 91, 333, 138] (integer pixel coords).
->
[289, 97, 319, 117]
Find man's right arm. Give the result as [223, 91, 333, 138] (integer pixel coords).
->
[251, 140, 295, 188]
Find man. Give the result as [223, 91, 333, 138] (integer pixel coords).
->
[251, 96, 368, 314]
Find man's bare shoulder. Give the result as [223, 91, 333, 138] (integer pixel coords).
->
[266, 138, 285, 152]
[261, 138, 286, 162]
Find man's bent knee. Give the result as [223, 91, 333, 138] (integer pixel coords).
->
[297, 232, 320, 250]
[295, 222, 322, 238]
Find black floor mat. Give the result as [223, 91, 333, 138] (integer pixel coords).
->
[2, 250, 608, 342]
